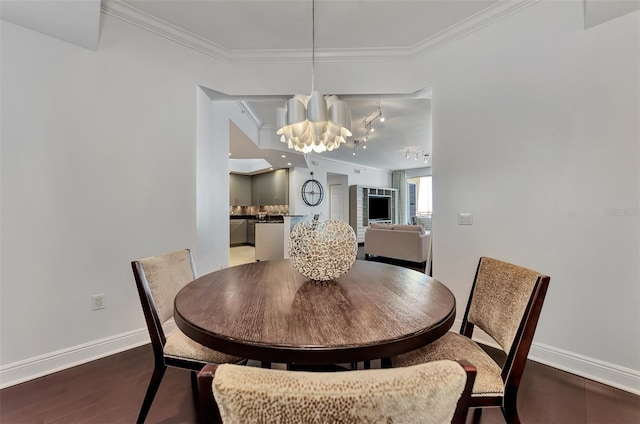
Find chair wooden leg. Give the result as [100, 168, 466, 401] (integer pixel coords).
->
[502, 394, 521, 424]
[471, 408, 483, 423]
[363, 360, 371, 369]
[381, 357, 392, 368]
[137, 364, 167, 424]
[197, 364, 222, 424]
[191, 370, 199, 395]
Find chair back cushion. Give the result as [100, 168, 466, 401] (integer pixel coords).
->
[137, 250, 195, 324]
[467, 257, 543, 353]
[212, 360, 467, 424]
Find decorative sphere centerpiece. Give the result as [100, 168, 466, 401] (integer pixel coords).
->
[289, 219, 358, 282]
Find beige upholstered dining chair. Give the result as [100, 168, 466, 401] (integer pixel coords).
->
[392, 257, 550, 424]
[131, 249, 246, 424]
[198, 359, 476, 424]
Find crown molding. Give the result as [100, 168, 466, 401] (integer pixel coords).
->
[100, 0, 231, 61]
[102, 0, 539, 64]
[410, 0, 539, 57]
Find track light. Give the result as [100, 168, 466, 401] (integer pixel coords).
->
[354, 101, 384, 154]
[404, 148, 431, 165]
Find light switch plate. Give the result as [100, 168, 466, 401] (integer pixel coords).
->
[458, 213, 473, 225]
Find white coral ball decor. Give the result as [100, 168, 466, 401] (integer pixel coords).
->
[289, 220, 358, 281]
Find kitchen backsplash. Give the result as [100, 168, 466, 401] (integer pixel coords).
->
[230, 205, 289, 215]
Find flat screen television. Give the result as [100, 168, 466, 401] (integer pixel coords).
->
[368, 196, 391, 221]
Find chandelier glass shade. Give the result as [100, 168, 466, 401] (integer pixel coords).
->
[276, 0, 352, 154]
[276, 93, 352, 153]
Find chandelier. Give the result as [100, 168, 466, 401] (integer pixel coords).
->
[276, 0, 352, 153]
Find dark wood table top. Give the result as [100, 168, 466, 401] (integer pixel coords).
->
[174, 259, 455, 365]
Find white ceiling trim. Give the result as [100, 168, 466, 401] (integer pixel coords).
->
[412, 0, 540, 57]
[101, 0, 230, 61]
[101, 0, 539, 64]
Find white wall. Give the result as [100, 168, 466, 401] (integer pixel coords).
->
[195, 92, 229, 274]
[0, 17, 205, 373]
[289, 157, 391, 220]
[426, 3, 639, 388]
[327, 173, 349, 223]
[0, 15, 313, 383]
[196, 99, 263, 274]
[1, 0, 638, 393]
[405, 167, 432, 179]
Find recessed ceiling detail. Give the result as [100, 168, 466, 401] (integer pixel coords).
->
[103, 0, 539, 64]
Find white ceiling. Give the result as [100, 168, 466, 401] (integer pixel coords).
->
[132, 0, 502, 171]
[245, 95, 432, 171]
[121, 0, 499, 52]
[1, 0, 101, 50]
[5, 0, 637, 171]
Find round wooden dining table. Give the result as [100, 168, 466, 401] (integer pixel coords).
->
[174, 259, 455, 365]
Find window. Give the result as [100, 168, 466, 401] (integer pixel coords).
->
[407, 176, 432, 225]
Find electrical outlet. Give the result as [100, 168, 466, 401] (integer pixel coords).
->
[458, 213, 473, 225]
[92, 294, 105, 310]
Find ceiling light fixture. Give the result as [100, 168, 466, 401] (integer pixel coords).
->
[352, 101, 384, 156]
[404, 147, 431, 164]
[276, 0, 352, 153]
[352, 139, 366, 155]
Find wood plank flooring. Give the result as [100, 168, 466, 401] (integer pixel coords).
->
[1, 344, 637, 423]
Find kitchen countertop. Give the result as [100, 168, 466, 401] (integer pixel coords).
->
[229, 214, 306, 217]
[230, 214, 306, 221]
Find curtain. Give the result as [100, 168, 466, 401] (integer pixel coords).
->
[392, 170, 407, 224]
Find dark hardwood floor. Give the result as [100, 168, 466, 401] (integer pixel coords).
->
[1, 344, 637, 423]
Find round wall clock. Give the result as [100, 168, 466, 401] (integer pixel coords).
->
[301, 173, 324, 206]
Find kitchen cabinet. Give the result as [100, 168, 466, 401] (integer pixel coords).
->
[230, 219, 248, 245]
[247, 219, 256, 245]
[229, 173, 252, 206]
[251, 169, 288, 206]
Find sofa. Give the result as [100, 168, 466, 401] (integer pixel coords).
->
[364, 223, 431, 264]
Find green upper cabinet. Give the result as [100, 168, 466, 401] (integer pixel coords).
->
[271, 169, 289, 205]
[251, 169, 289, 206]
[229, 173, 252, 206]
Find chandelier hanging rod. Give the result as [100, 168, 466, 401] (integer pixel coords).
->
[311, 0, 315, 92]
[276, 0, 352, 154]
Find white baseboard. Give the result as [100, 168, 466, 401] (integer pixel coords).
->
[0, 322, 177, 390]
[2, 320, 638, 396]
[529, 342, 640, 395]
[452, 319, 640, 396]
